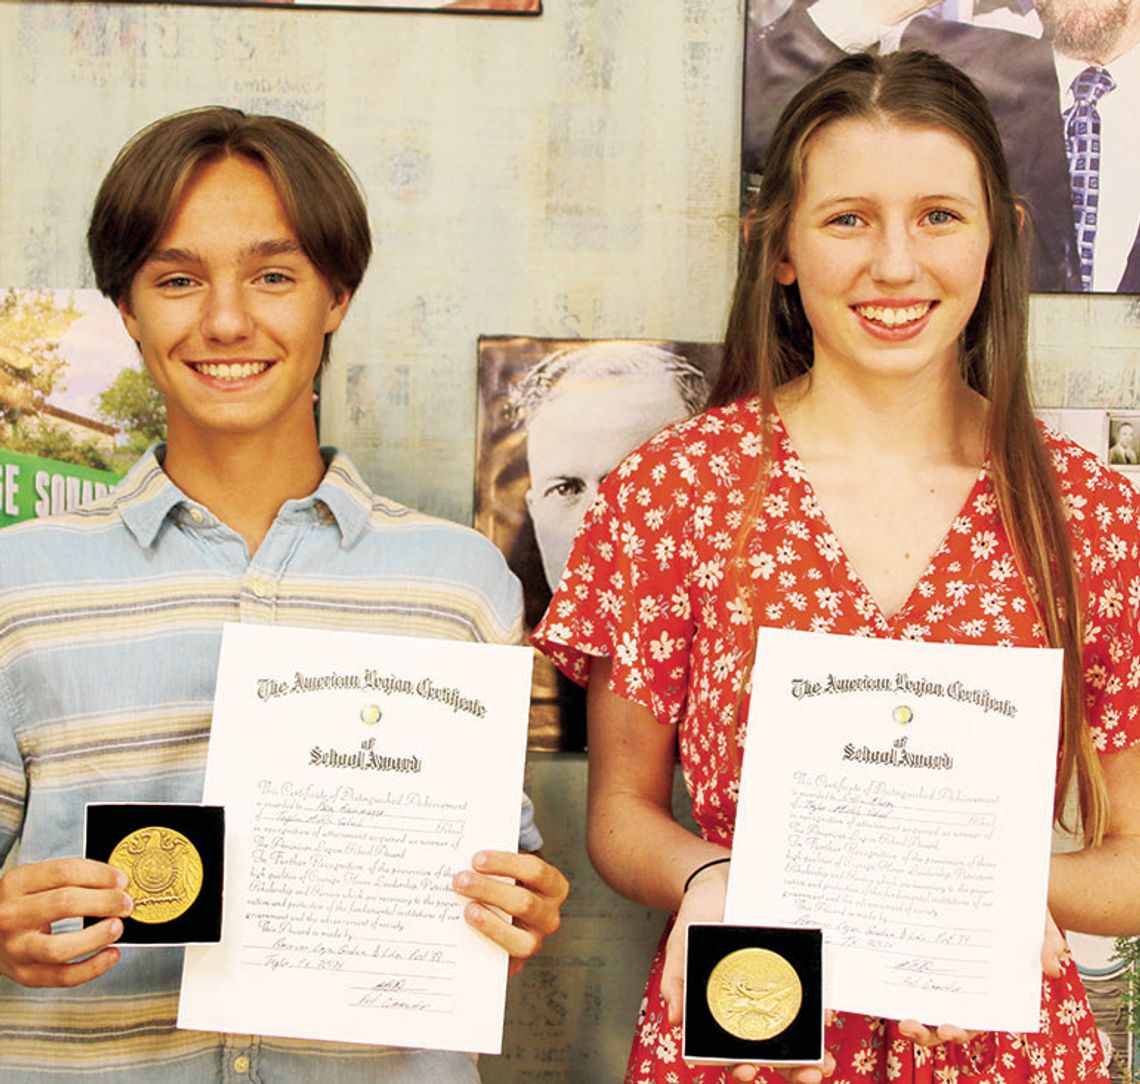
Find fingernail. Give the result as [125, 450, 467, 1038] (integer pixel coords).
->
[455, 871, 474, 889]
[473, 852, 488, 870]
[121, 894, 134, 915]
[114, 869, 128, 890]
[109, 919, 123, 939]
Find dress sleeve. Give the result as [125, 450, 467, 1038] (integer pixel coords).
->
[1074, 469, 1140, 755]
[532, 442, 697, 727]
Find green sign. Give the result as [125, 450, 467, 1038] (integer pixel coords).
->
[0, 449, 121, 527]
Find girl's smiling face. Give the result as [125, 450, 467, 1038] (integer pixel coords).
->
[775, 118, 991, 390]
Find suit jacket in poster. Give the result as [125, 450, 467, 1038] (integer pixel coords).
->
[743, 1, 1140, 293]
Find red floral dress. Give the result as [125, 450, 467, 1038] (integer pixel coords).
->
[533, 398, 1140, 1084]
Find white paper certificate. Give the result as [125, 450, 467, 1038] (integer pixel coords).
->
[724, 628, 1061, 1033]
[177, 623, 533, 1054]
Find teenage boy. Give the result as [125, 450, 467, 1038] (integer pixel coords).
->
[0, 107, 568, 1081]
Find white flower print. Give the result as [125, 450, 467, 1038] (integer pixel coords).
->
[1098, 584, 1124, 619]
[621, 522, 645, 559]
[617, 452, 643, 478]
[531, 407, 1134, 1084]
[726, 595, 751, 625]
[693, 559, 724, 590]
[816, 531, 842, 562]
[749, 552, 776, 580]
[971, 531, 999, 559]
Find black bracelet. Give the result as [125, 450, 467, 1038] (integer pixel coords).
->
[682, 856, 731, 895]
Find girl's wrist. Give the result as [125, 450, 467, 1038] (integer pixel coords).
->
[682, 856, 731, 895]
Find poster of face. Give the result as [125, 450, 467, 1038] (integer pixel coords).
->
[743, 1, 1140, 293]
[0, 288, 160, 528]
[475, 336, 721, 751]
[161, 0, 539, 11]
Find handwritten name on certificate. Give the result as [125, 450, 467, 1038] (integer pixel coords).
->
[177, 623, 532, 1054]
[724, 628, 1061, 1033]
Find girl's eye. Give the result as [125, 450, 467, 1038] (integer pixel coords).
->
[926, 208, 959, 226]
[828, 212, 862, 228]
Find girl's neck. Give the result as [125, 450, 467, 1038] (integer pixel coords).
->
[774, 366, 988, 469]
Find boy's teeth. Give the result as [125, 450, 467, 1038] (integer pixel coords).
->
[194, 362, 270, 380]
[856, 303, 931, 327]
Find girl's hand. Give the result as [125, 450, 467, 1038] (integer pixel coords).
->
[900, 910, 1067, 1047]
[897, 1020, 981, 1047]
[1041, 909, 1069, 979]
[663, 859, 835, 1082]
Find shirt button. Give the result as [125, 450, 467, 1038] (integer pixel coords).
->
[251, 581, 271, 599]
[232, 1054, 250, 1074]
[188, 508, 205, 524]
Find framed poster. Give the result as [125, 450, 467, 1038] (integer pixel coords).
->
[474, 336, 721, 751]
[161, 0, 540, 12]
[743, 1, 1140, 293]
[0, 288, 160, 527]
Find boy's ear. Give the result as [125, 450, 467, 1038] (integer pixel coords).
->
[117, 296, 141, 345]
[324, 289, 352, 335]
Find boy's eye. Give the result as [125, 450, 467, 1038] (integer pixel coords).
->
[260, 271, 293, 285]
[159, 276, 196, 289]
[543, 478, 586, 501]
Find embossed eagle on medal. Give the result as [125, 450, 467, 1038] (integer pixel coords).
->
[706, 947, 803, 1040]
[109, 827, 205, 923]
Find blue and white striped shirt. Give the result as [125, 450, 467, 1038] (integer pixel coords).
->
[0, 447, 538, 1081]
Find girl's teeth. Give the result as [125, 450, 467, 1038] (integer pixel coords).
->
[195, 362, 270, 380]
[856, 304, 931, 327]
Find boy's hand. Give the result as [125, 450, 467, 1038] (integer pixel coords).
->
[453, 850, 569, 976]
[0, 858, 133, 987]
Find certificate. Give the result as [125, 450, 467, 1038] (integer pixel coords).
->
[177, 623, 533, 1054]
[725, 628, 1061, 1033]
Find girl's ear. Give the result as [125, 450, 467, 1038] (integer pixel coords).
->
[774, 258, 796, 287]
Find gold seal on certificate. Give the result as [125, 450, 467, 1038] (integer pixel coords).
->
[109, 827, 204, 923]
[706, 947, 803, 1040]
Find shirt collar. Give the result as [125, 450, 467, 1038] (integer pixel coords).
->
[1054, 39, 1140, 103]
[113, 446, 189, 549]
[310, 448, 374, 548]
[114, 445, 375, 550]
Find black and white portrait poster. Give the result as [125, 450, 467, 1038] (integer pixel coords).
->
[743, 1, 1140, 293]
[475, 336, 721, 751]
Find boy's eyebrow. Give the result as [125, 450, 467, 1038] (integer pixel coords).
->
[144, 238, 304, 265]
[145, 246, 202, 266]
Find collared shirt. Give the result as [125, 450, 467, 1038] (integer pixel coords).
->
[0, 447, 538, 1082]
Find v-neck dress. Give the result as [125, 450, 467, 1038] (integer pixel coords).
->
[533, 397, 1140, 1084]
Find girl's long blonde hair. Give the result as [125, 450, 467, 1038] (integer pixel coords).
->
[711, 50, 1105, 844]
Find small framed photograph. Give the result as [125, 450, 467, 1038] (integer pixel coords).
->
[1106, 412, 1140, 471]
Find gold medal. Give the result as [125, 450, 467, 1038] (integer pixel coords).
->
[706, 947, 802, 1040]
[109, 827, 204, 924]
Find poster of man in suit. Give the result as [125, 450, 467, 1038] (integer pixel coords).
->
[743, 1, 1140, 293]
